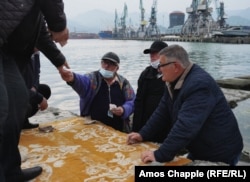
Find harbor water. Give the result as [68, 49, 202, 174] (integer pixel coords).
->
[39, 39, 250, 155]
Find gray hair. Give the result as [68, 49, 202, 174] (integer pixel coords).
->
[159, 44, 190, 68]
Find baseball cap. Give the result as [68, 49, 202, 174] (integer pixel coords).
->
[143, 41, 168, 54]
[101, 52, 120, 64]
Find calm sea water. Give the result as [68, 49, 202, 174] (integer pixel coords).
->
[39, 39, 250, 153]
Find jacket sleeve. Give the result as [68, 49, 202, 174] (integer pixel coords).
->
[68, 73, 94, 99]
[32, 52, 41, 88]
[67, 72, 96, 116]
[39, 0, 67, 32]
[132, 69, 147, 130]
[121, 79, 135, 120]
[153, 85, 217, 162]
[29, 89, 43, 106]
[36, 19, 66, 68]
[139, 90, 172, 141]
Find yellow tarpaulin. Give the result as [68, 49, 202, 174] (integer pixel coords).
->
[19, 116, 191, 181]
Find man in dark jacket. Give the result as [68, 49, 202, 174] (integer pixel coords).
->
[0, 0, 70, 181]
[22, 50, 51, 129]
[127, 44, 243, 166]
[132, 40, 169, 143]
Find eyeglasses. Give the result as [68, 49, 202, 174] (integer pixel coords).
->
[157, 62, 175, 69]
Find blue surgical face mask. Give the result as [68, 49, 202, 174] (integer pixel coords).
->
[150, 59, 160, 69]
[99, 68, 114, 78]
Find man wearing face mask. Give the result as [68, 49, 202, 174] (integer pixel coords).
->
[61, 52, 135, 133]
[132, 41, 169, 143]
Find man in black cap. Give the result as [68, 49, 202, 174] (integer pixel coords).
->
[132, 40, 170, 143]
[60, 52, 135, 133]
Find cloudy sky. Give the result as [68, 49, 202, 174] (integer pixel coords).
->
[63, 0, 250, 18]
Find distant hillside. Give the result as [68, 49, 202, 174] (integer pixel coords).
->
[226, 16, 250, 26]
[67, 8, 250, 33]
[226, 8, 250, 26]
[67, 10, 114, 33]
[226, 8, 250, 18]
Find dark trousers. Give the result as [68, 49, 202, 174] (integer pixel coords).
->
[0, 51, 29, 181]
[26, 84, 51, 120]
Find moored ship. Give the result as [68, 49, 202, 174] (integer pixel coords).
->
[98, 30, 113, 39]
[221, 26, 250, 37]
[69, 32, 98, 39]
[212, 26, 250, 38]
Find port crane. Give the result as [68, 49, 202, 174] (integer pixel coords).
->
[181, 0, 217, 37]
[145, 0, 160, 38]
[119, 3, 128, 38]
[137, 0, 147, 38]
[214, 0, 227, 28]
[113, 9, 119, 38]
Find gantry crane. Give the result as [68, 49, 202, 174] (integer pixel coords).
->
[181, 0, 217, 37]
[145, 0, 160, 38]
[214, 0, 227, 28]
[137, 0, 147, 38]
[119, 3, 128, 38]
[113, 9, 119, 38]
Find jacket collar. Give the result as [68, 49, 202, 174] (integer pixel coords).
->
[167, 62, 194, 99]
[174, 61, 194, 90]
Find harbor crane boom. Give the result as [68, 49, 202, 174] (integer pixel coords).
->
[139, 0, 146, 31]
[113, 9, 119, 38]
[119, 3, 128, 38]
[214, 0, 227, 28]
[181, 0, 217, 37]
[145, 0, 160, 38]
[137, 0, 147, 37]
[120, 3, 128, 29]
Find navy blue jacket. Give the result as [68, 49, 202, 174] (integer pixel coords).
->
[139, 64, 243, 165]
